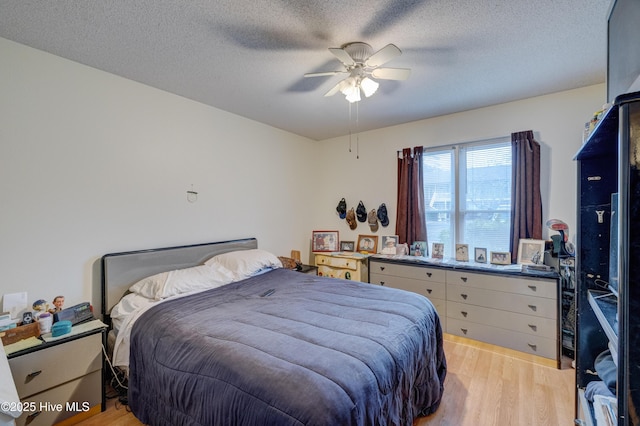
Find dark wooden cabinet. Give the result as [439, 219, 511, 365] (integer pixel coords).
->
[574, 91, 640, 425]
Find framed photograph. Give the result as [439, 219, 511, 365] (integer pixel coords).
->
[432, 242, 444, 259]
[340, 241, 355, 252]
[380, 235, 399, 255]
[474, 247, 488, 263]
[490, 251, 511, 265]
[411, 241, 428, 257]
[357, 235, 378, 254]
[455, 244, 469, 262]
[517, 238, 546, 265]
[312, 230, 339, 252]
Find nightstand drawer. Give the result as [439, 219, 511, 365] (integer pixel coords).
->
[14, 370, 101, 426]
[9, 332, 102, 399]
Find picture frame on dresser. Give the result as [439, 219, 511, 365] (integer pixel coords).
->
[474, 247, 487, 263]
[517, 239, 546, 265]
[312, 231, 339, 252]
[455, 244, 469, 261]
[431, 243, 444, 259]
[340, 241, 355, 252]
[411, 241, 427, 256]
[357, 235, 378, 254]
[490, 251, 511, 265]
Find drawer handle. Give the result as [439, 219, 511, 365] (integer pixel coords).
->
[460, 293, 468, 300]
[26, 370, 42, 381]
[528, 285, 537, 292]
[380, 266, 385, 271]
[426, 288, 432, 294]
[461, 328, 468, 335]
[528, 324, 537, 331]
[461, 311, 468, 317]
[426, 272, 432, 277]
[528, 304, 537, 312]
[27, 411, 42, 422]
[380, 281, 385, 286]
[527, 343, 537, 351]
[460, 277, 468, 282]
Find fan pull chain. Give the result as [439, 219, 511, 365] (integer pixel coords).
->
[356, 101, 359, 159]
[348, 102, 352, 153]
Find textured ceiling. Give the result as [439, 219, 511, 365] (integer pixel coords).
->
[0, 0, 611, 140]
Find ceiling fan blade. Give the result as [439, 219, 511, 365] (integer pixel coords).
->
[366, 44, 402, 67]
[324, 80, 344, 97]
[371, 67, 411, 80]
[304, 70, 347, 78]
[328, 47, 355, 66]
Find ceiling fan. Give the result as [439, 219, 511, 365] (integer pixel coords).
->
[304, 42, 411, 102]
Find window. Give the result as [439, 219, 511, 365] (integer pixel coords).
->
[423, 139, 512, 258]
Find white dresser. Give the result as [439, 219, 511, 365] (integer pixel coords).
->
[369, 257, 561, 367]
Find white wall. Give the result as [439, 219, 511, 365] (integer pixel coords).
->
[310, 84, 607, 253]
[0, 36, 607, 315]
[0, 38, 318, 313]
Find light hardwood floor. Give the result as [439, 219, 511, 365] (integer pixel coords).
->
[77, 335, 575, 426]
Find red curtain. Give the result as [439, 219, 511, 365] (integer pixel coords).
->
[510, 130, 543, 263]
[396, 147, 428, 247]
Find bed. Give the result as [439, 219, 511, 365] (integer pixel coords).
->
[102, 238, 446, 426]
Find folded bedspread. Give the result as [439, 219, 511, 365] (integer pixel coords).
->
[129, 268, 446, 426]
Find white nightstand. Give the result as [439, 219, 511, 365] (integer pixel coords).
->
[7, 328, 105, 426]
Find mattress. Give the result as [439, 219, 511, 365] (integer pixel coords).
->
[128, 268, 446, 425]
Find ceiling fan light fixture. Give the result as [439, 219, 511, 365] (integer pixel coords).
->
[360, 77, 379, 98]
[345, 87, 361, 103]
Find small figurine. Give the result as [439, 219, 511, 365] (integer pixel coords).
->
[50, 295, 65, 313]
[32, 299, 49, 315]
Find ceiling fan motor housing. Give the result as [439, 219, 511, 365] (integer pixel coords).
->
[342, 42, 373, 64]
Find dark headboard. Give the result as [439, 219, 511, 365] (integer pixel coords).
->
[101, 238, 258, 316]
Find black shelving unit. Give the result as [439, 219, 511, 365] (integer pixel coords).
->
[574, 91, 640, 425]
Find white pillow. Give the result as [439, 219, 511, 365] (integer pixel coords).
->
[129, 263, 236, 300]
[204, 249, 282, 278]
[129, 271, 169, 300]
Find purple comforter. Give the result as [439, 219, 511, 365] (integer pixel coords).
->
[129, 268, 446, 425]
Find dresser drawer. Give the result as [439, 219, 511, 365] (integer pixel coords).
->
[446, 317, 557, 359]
[446, 301, 557, 338]
[317, 265, 361, 281]
[369, 261, 445, 283]
[446, 270, 557, 299]
[14, 370, 101, 426]
[447, 284, 557, 319]
[9, 332, 102, 399]
[315, 254, 359, 271]
[370, 273, 446, 299]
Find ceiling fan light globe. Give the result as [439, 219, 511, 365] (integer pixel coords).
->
[345, 88, 361, 103]
[360, 77, 379, 97]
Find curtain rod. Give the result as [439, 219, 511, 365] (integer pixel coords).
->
[397, 135, 511, 154]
